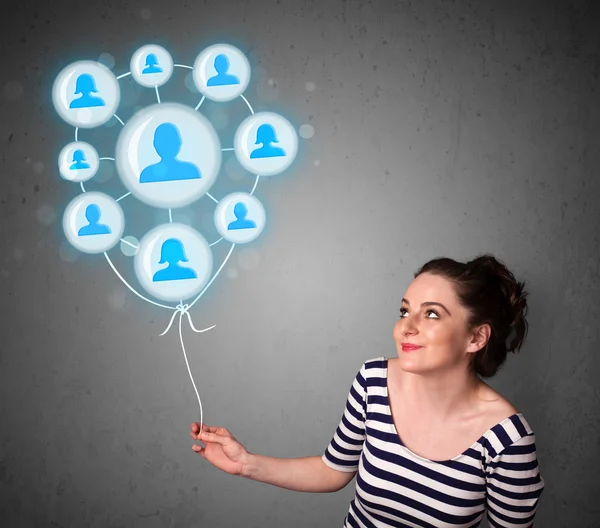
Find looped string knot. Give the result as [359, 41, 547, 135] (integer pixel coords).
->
[160, 301, 216, 336]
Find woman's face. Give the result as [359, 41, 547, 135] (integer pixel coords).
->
[392, 273, 486, 374]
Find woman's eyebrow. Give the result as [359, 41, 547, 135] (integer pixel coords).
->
[401, 299, 451, 315]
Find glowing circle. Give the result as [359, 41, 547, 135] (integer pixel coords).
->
[115, 102, 221, 208]
[52, 60, 120, 128]
[192, 43, 251, 102]
[214, 192, 266, 244]
[134, 223, 213, 302]
[130, 45, 174, 88]
[58, 141, 99, 182]
[234, 112, 298, 176]
[62, 192, 125, 253]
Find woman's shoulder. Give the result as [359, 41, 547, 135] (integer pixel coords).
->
[360, 356, 390, 377]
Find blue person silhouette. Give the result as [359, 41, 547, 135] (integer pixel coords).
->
[206, 54, 240, 86]
[250, 124, 286, 159]
[70, 149, 90, 170]
[152, 238, 198, 282]
[142, 53, 163, 74]
[69, 74, 106, 108]
[140, 123, 202, 183]
[227, 202, 256, 230]
[77, 204, 112, 236]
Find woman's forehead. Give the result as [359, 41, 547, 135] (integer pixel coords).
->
[404, 274, 457, 303]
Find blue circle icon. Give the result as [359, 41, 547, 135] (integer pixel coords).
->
[214, 192, 266, 244]
[234, 112, 298, 176]
[193, 44, 251, 102]
[130, 45, 174, 88]
[52, 60, 120, 128]
[58, 141, 100, 182]
[115, 102, 222, 209]
[134, 223, 213, 302]
[63, 192, 125, 253]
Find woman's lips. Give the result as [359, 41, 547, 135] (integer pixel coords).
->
[401, 344, 422, 352]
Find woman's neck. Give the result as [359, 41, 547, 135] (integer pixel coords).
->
[389, 358, 482, 422]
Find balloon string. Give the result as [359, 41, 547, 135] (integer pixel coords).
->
[160, 302, 215, 439]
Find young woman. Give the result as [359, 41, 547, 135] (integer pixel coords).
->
[190, 254, 545, 527]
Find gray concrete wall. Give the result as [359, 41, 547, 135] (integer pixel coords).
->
[1, 0, 598, 526]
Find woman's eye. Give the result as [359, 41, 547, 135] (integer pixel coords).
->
[399, 308, 439, 318]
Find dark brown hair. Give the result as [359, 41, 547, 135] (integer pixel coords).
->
[414, 253, 529, 378]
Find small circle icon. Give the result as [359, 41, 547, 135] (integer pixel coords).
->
[63, 192, 125, 253]
[134, 223, 213, 302]
[52, 60, 120, 128]
[214, 192, 266, 244]
[115, 102, 222, 209]
[192, 44, 251, 102]
[234, 112, 298, 176]
[130, 45, 174, 88]
[58, 141, 100, 182]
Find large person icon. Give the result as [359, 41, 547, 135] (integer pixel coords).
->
[115, 103, 221, 209]
[140, 123, 202, 183]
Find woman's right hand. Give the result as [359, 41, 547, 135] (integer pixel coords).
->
[190, 422, 251, 477]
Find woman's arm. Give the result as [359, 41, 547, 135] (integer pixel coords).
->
[241, 453, 356, 493]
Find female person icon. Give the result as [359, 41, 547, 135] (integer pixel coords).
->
[250, 124, 286, 159]
[69, 74, 106, 108]
[152, 238, 198, 282]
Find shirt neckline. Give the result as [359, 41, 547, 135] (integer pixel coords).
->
[382, 356, 522, 464]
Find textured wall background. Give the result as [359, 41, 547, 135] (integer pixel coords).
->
[1, 0, 599, 526]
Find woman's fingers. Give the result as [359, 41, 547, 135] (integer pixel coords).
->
[191, 422, 214, 433]
[198, 431, 227, 444]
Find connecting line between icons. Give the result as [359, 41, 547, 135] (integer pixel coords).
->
[78, 157, 232, 241]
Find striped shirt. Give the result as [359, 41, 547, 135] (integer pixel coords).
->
[322, 357, 545, 527]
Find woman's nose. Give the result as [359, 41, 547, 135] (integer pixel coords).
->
[401, 320, 418, 334]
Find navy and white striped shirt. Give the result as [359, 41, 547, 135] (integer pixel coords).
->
[322, 357, 545, 527]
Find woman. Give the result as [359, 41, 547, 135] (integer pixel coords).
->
[190, 254, 545, 527]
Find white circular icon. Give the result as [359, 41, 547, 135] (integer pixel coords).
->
[115, 102, 222, 209]
[58, 141, 99, 182]
[234, 112, 298, 176]
[193, 44, 251, 102]
[134, 223, 213, 302]
[52, 60, 120, 128]
[63, 192, 125, 253]
[214, 192, 266, 244]
[130, 45, 174, 88]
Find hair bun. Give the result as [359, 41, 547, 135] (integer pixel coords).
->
[468, 254, 527, 326]
[468, 255, 502, 276]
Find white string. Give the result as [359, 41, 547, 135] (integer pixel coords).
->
[161, 302, 216, 439]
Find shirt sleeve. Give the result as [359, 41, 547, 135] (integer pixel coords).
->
[321, 361, 368, 472]
[485, 433, 545, 527]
